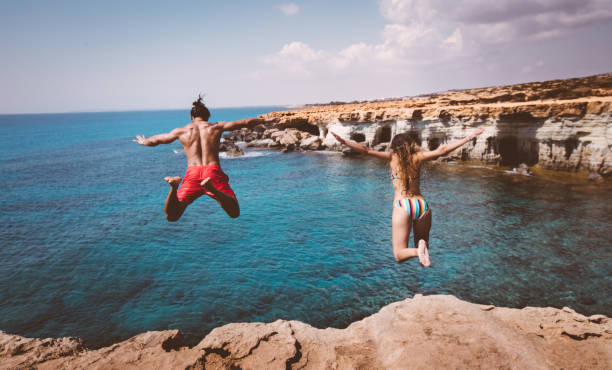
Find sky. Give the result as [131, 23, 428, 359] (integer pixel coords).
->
[1, 0, 611, 113]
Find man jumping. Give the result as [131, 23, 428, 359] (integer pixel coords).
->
[133, 96, 266, 221]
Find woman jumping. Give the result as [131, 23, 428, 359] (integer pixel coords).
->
[332, 128, 484, 266]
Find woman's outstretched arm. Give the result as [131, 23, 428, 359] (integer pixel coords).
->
[331, 132, 391, 161]
[418, 128, 485, 161]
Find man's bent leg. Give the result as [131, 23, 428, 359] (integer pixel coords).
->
[201, 178, 240, 218]
[164, 177, 188, 222]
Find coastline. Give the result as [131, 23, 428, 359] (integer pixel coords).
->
[218, 73, 612, 180]
[2, 295, 609, 369]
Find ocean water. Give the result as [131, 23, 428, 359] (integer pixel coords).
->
[0, 109, 610, 349]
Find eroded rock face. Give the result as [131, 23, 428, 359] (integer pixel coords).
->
[2, 295, 610, 369]
[254, 73, 612, 175]
[0, 332, 83, 369]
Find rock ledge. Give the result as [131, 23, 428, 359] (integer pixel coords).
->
[1, 295, 610, 369]
[221, 73, 612, 176]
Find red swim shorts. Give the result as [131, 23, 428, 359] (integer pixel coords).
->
[176, 165, 235, 204]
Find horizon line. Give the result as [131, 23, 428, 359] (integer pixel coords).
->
[0, 104, 296, 116]
[3, 71, 610, 116]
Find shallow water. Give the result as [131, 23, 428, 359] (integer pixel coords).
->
[0, 110, 610, 348]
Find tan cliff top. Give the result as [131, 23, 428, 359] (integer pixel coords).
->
[1, 295, 609, 369]
[262, 73, 612, 125]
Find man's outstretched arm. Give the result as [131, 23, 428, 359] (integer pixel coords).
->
[133, 128, 183, 146]
[215, 118, 270, 132]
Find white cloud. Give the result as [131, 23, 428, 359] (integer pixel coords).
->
[275, 41, 324, 62]
[279, 3, 300, 16]
[265, 20, 465, 77]
[264, 41, 325, 77]
[262, 0, 612, 81]
[379, 0, 437, 24]
[329, 43, 374, 70]
[379, 0, 612, 45]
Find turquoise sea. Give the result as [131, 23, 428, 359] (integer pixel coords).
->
[0, 108, 610, 348]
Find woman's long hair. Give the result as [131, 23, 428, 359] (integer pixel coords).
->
[389, 132, 421, 188]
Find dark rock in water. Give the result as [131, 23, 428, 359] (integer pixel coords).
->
[514, 163, 531, 176]
[373, 143, 388, 152]
[342, 148, 360, 157]
[588, 172, 603, 181]
[220, 140, 244, 156]
[281, 143, 296, 153]
[579, 296, 597, 305]
[229, 148, 244, 156]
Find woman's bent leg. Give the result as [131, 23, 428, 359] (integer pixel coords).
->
[413, 209, 432, 267]
[392, 206, 418, 263]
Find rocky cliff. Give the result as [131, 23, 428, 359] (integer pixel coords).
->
[1, 295, 610, 369]
[229, 73, 611, 177]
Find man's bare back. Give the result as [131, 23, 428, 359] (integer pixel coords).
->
[176, 119, 223, 167]
[134, 98, 267, 222]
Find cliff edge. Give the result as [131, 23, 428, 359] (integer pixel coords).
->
[233, 73, 611, 176]
[2, 295, 610, 369]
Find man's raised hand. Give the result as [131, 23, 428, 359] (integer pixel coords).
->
[133, 135, 148, 145]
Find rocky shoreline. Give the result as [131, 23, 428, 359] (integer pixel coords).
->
[1, 295, 609, 369]
[220, 73, 611, 180]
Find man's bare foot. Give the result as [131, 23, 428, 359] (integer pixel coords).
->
[418, 239, 431, 267]
[201, 177, 216, 192]
[164, 176, 181, 187]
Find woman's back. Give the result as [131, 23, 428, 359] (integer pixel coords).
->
[389, 152, 423, 199]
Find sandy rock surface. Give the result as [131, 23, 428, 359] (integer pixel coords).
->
[2, 295, 609, 369]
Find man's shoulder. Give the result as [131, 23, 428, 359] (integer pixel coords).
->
[177, 122, 198, 130]
[170, 123, 192, 136]
[199, 120, 225, 131]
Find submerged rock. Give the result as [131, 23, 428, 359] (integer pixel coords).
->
[514, 163, 531, 175]
[219, 140, 244, 156]
[588, 171, 603, 181]
[373, 142, 389, 152]
[342, 147, 360, 157]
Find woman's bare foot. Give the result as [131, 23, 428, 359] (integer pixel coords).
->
[164, 176, 182, 187]
[418, 239, 431, 267]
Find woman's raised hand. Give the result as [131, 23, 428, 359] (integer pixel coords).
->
[470, 128, 485, 139]
[331, 132, 347, 145]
